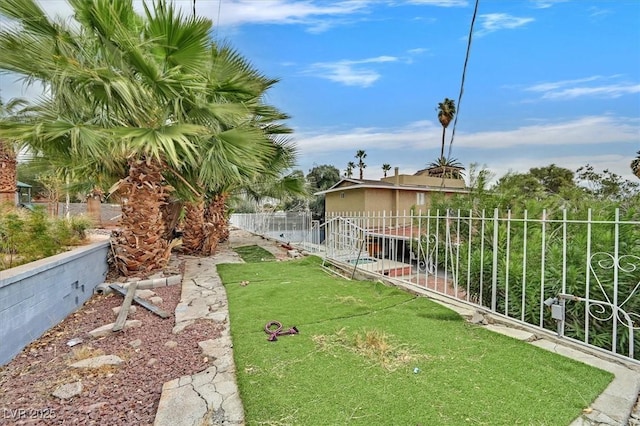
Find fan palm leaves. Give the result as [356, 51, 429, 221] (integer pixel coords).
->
[355, 150, 367, 180]
[437, 98, 456, 161]
[0, 0, 297, 274]
[345, 162, 355, 178]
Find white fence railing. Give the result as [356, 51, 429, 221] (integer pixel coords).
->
[229, 212, 319, 249]
[231, 209, 640, 363]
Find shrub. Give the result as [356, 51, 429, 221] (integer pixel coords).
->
[0, 206, 94, 271]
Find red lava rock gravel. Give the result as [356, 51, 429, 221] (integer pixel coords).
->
[0, 264, 223, 425]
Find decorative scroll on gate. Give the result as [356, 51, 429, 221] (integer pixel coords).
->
[559, 252, 640, 359]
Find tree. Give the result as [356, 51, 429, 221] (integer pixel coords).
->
[382, 163, 391, 178]
[355, 150, 367, 180]
[576, 164, 639, 201]
[307, 164, 340, 221]
[0, 98, 25, 205]
[345, 161, 355, 178]
[175, 43, 299, 255]
[436, 98, 455, 161]
[632, 151, 640, 180]
[0, 0, 284, 275]
[529, 164, 575, 194]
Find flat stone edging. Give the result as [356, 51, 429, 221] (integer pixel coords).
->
[154, 250, 245, 426]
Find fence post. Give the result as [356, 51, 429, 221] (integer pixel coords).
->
[491, 208, 499, 312]
[539, 209, 547, 328]
[612, 208, 620, 354]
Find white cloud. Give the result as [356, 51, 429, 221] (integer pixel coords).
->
[203, 0, 372, 32]
[0, 74, 46, 102]
[475, 13, 534, 37]
[26, 1, 372, 33]
[529, 0, 569, 9]
[305, 56, 399, 87]
[296, 115, 638, 154]
[456, 116, 639, 149]
[524, 76, 640, 100]
[293, 115, 640, 180]
[588, 6, 613, 19]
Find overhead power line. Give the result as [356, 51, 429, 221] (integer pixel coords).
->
[447, 0, 479, 159]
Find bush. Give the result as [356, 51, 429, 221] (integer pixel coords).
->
[0, 205, 94, 271]
[422, 192, 640, 359]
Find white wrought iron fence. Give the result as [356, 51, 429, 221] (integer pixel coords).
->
[325, 210, 640, 363]
[229, 211, 318, 248]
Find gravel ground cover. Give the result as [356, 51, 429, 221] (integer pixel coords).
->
[0, 255, 222, 425]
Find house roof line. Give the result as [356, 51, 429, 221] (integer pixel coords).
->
[314, 181, 469, 196]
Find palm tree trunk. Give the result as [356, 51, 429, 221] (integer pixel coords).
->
[0, 140, 17, 205]
[112, 157, 171, 276]
[201, 192, 228, 256]
[160, 198, 184, 240]
[440, 129, 446, 160]
[181, 197, 205, 254]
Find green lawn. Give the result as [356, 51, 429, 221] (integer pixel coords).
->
[218, 253, 613, 426]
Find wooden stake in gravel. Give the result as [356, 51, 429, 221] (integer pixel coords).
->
[113, 282, 138, 332]
[109, 284, 170, 319]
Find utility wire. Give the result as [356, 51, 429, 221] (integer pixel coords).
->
[215, 0, 223, 40]
[446, 0, 479, 160]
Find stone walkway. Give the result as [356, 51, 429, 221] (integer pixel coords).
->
[154, 230, 290, 426]
[153, 254, 243, 425]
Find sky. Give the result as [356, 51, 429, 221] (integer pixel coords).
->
[1, 0, 639, 184]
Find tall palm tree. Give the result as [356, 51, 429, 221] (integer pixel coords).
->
[382, 163, 391, 178]
[176, 42, 297, 255]
[345, 161, 355, 178]
[355, 150, 367, 180]
[632, 151, 640, 180]
[0, 98, 19, 205]
[437, 98, 456, 161]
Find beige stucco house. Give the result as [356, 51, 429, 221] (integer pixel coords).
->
[316, 167, 468, 217]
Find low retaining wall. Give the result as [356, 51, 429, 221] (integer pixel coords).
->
[0, 241, 110, 365]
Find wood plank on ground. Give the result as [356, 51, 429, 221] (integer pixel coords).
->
[112, 282, 138, 332]
[108, 284, 170, 319]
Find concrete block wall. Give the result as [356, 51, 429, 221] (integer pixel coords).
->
[0, 241, 110, 365]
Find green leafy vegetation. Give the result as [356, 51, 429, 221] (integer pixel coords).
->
[421, 164, 640, 358]
[0, 204, 93, 270]
[218, 256, 613, 425]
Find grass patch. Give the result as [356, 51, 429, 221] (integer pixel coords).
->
[218, 256, 614, 425]
[234, 245, 276, 263]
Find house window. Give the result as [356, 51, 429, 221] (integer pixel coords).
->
[340, 192, 345, 199]
[417, 193, 426, 205]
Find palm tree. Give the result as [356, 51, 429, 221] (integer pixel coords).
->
[176, 42, 299, 255]
[632, 151, 640, 180]
[0, 0, 271, 275]
[355, 150, 367, 180]
[437, 98, 456, 161]
[0, 98, 20, 205]
[382, 163, 391, 178]
[345, 161, 355, 178]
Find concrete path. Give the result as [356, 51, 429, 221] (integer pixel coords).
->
[154, 229, 291, 426]
[154, 244, 248, 426]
